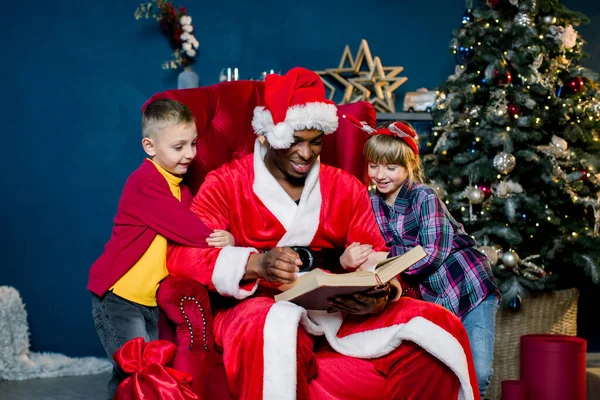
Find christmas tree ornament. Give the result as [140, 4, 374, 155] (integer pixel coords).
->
[487, 0, 503, 9]
[551, 134, 568, 151]
[493, 152, 517, 174]
[479, 246, 499, 266]
[502, 250, 520, 267]
[508, 294, 522, 311]
[462, 9, 474, 25]
[514, 13, 533, 27]
[494, 68, 513, 85]
[507, 103, 521, 117]
[542, 15, 557, 24]
[455, 46, 474, 65]
[429, 182, 446, 200]
[479, 184, 492, 197]
[452, 176, 464, 188]
[466, 187, 485, 204]
[565, 77, 584, 93]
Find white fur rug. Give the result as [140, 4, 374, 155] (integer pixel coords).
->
[0, 286, 112, 381]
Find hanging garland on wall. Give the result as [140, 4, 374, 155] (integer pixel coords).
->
[134, 1, 199, 70]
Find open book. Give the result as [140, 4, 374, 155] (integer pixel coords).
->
[274, 246, 426, 310]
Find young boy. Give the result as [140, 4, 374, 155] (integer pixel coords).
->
[87, 99, 230, 399]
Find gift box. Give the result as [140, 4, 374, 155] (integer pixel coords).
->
[520, 334, 586, 400]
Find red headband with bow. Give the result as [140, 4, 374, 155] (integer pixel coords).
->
[343, 115, 419, 154]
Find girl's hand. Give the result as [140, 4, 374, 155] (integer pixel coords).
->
[340, 242, 373, 271]
[206, 229, 235, 248]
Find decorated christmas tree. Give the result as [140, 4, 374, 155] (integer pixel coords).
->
[424, 0, 600, 308]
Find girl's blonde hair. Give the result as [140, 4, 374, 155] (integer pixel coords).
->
[363, 122, 425, 186]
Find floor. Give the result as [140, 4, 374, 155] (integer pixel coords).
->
[0, 373, 110, 400]
[1, 370, 599, 399]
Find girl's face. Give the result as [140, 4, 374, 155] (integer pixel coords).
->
[367, 162, 408, 204]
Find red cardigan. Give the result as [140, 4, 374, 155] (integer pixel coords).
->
[87, 160, 212, 296]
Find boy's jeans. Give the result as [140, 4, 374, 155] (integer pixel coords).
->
[463, 294, 499, 399]
[91, 291, 159, 400]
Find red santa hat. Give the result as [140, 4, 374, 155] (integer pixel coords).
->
[252, 67, 339, 149]
[343, 114, 419, 154]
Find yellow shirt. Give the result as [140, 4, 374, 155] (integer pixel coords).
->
[111, 160, 182, 306]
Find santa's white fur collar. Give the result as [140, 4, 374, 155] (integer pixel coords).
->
[252, 139, 321, 247]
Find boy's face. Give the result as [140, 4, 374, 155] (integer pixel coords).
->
[142, 123, 198, 175]
[367, 162, 408, 202]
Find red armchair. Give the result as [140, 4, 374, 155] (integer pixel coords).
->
[150, 80, 376, 399]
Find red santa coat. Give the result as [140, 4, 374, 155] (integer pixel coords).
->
[168, 140, 478, 400]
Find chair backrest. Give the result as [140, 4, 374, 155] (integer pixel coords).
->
[146, 80, 375, 194]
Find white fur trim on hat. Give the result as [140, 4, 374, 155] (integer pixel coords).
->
[252, 102, 339, 149]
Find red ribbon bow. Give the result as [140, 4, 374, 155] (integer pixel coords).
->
[114, 337, 199, 400]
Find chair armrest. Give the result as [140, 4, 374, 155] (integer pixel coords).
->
[158, 277, 231, 399]
[157, 276, 215, 352]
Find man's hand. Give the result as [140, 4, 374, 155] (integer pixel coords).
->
[246, 247, 302, 284]
[327, 284, 390, 315]
[340, 242, 373, 271]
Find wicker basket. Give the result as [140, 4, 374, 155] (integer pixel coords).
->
[486, 288, 579, 400]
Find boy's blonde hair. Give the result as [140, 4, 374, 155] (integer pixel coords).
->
[364, 121, 425, 186]
[142, 99, 195, 139]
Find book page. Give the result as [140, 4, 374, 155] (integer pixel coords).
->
[374, 246, 427, 283]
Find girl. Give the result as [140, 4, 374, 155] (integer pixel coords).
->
[345, 115, 500, 399]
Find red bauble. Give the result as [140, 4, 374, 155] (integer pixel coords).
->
[494, 68, 513, 85]
[507, 103, 521, 117]
[478, 184, 492, 197]
[581, 170, 589, 182]
[565, 77, 584, 93]
[487, 0, 502, 8]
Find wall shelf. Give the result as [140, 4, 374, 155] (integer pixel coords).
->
[377, 112, 432, 121]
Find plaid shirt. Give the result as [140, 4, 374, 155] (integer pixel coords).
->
[371, 183, 499, 320]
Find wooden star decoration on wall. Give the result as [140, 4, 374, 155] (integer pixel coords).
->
[316, 39, 407, 112]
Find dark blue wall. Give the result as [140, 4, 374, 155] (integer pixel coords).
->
[0, 0, 598, 357]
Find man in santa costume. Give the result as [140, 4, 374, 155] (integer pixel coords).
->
[168, 67, 480, 400]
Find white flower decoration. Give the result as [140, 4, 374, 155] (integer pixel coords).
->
[186, 49, 196, 57]
[180, 15, 192, 26]
[548, 25, 578, 49]
[192, 39, 199, 49]
[182, 24, 193, 33]
[180, 32, 190, 41]
[182, 42, 192, 52]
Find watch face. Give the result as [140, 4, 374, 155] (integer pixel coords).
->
[294, 247, 315, 272]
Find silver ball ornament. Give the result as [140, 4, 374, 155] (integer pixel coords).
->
[452, 176, 464, 188]
[542, 15, 557, 24]
[467, 187, 485, 204]
[502, 251, 520, 267]
[479, 246, 499, 266]
[493, 152, 516, 175]
[515, 13, 533, 27]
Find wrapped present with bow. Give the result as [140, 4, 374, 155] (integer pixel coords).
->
[114, 337, 199, 400]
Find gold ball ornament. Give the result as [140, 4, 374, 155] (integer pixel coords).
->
[479, 246, 499, 266]
[452, 176, 464, 188]
[467, 187, 485, 204]
[429, 182, 445, 200]
[493, 152, 516, 175]
[551, 135, 568, 151]
[502, 250, 520, 267]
